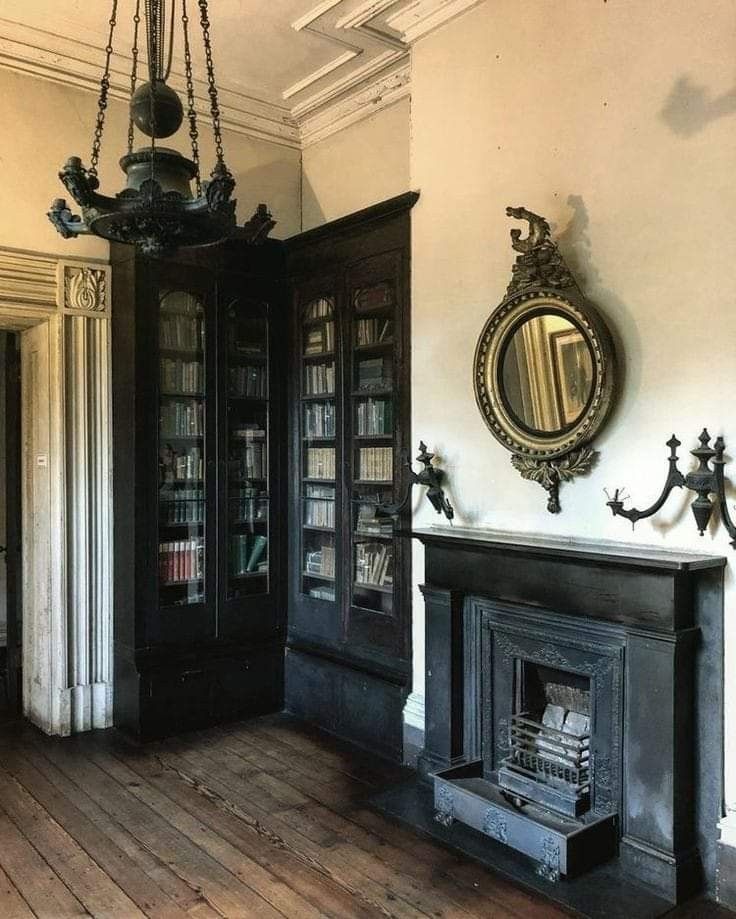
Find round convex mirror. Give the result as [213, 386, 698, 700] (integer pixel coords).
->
[500, 313, 595, 436]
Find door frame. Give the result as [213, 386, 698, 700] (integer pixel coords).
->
[0, 307, 65, 730]
[0, 246, 112, 735]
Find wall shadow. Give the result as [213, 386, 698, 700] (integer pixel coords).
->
[660, 75, 736, 137]
[554, 194, 641, 436]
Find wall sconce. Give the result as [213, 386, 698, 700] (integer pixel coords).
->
[605, 429, 736, 548]
[378, 441, 454, 522]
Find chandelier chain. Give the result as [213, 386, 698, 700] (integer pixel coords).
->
[198, 0, 226, 169]
[90, 0, 119, 176]
[127, 0, 142, 155]
[181, 0, 202, 195]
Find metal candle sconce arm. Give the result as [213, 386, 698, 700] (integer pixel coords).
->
[605, 429, 736, 548]
[377, 442, 454, 523]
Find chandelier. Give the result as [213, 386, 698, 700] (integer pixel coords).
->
[48, 1, 273, 256]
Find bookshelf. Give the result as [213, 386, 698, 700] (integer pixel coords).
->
[350, 280, 397, 616]
[112, 241, 286, 742]
[286, 194, 416, 763]
[299, 297, 337, 603]
[158, 291, 207, 607]
[226, 301, 270, 598]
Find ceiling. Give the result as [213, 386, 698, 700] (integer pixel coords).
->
[0, 0, 483, 147]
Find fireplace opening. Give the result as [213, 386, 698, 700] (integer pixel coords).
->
[498, 662, 592, 817]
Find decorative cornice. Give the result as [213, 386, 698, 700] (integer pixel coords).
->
[0, 17, 300, 149]
[387, 0, 486, 43]
[0, 2, 470, 152]
[301, 60, 410, 147]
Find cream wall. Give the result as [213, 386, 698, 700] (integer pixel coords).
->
[301, 98, 411, 230]
[0, 68, 301, 258]
[410, 0, 736, 845]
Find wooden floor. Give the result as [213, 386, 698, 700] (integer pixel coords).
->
[0, 713, 732, 919]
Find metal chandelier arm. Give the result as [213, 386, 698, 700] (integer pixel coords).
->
[606, 435, 686, 526]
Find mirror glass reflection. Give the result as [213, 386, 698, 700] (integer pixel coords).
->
[501, 313, 594, 434]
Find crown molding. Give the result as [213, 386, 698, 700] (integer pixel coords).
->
[300, 59, 410, 148]
[283, 49, 361, 100]
[0, 10, 420, 154]
[0, 17, 300, 149]
[291, 49, 406, 120]
[386, 0, 485, 43]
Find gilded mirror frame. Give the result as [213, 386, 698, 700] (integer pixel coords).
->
[473, 207, 616, 512]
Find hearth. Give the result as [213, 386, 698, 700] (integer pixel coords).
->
[376, 528, 726, 915]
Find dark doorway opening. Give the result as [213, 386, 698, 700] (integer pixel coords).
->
[1, 331, 21, 724]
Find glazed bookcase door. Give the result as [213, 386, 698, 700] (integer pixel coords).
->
[154, 265, 217, 642]
[345, 251, 410, 658]
[290, 280, 343, 644]
[218, 278, 283, 641]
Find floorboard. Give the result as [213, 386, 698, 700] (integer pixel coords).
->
[0, 714, 732, 919]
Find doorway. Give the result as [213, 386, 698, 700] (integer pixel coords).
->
[0, 331, 21, 724]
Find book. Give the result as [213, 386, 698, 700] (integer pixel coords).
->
[358, 446, 393, 482]
[356, 398, 392, 436]
[304, 297, 334, 320]
[306, 447, 335, 479]
[357, 357, 391, 390]
[246, 535, 268, 572]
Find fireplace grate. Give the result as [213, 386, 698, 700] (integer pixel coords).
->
[497, 712, 591, 816]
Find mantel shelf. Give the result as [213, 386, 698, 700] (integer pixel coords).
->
[405, 526, 726, 573]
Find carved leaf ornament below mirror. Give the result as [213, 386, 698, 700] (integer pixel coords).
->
[473, 207, 617, 512]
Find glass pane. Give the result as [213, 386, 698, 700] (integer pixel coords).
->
[226, 301, 269, 599]
[301, 296, 337, 602]
[158, 290, 206, 608]
[350, 281, 396, 615]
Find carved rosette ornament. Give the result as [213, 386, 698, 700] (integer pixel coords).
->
[473, 207, 616, 512]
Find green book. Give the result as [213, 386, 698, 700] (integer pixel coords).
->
[246, 535, 268, 572]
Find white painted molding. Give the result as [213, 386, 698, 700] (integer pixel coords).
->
[291, 49, 406, 120]
[0, 249, 57, 310]
[403, 691, 426, 731]
[0, 10, 418, 153]
[720, 811, 736, 848]
[387, 0, 486, 43]
[301, 60, 410, 147]
[292, 1, 345, 32]
[0, 246, 113, 736]
[0, 17, 299, 148]
[65, 312, 113, 732]
[335, 0, 403, 31]
[283, 49, 362, 101]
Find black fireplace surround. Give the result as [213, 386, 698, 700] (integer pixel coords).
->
[375, 527, 726, 915]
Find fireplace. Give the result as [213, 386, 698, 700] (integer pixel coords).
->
[374, 527, 726, 914]
[432, 597, 625, 881]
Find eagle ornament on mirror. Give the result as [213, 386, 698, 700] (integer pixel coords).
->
[473, 207, 617, 513]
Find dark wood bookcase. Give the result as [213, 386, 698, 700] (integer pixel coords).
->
[284, 193, 418, 760]
[111, 237, 287, 740]
[111, 194, 416, 756]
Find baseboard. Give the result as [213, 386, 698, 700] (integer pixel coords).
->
[716, 840, 736, 909]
